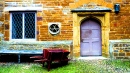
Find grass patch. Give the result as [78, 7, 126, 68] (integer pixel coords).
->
[0, 63, 48, 73]
[0, 60, 108, 73]
[103, 59, 130, 69]
[1, 59, 129, 73]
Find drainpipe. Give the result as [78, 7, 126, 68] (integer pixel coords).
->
[109, 41, 113, 59]
[70, 42, 73, 59]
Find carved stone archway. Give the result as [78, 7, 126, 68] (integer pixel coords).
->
[71, 3, 111, 58]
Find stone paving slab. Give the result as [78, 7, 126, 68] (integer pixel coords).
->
[78, 56, 108, 60]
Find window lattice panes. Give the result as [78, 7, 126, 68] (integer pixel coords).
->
[11, 12, 36, 40]
[25, 13, 35, 39]
[12, 13, 23, 39]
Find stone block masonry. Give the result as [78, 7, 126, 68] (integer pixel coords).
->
[2, 0, 130, 41]
[3, 0, 74, 41]
[1, 0, 130, 59]
[110, 40, 130, 59]
[0, 0, 4, 34]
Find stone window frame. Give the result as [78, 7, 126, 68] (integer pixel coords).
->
[10, 11, 37, 41]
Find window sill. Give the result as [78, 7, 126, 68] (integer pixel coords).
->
[3, 40, 73, 45]
[8, 39, 36, 44]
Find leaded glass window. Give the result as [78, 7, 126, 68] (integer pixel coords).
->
[12, 13, 22, 39]
[10, 11, 36, 40]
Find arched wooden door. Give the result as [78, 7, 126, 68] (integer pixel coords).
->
[80, 19, 102, 56]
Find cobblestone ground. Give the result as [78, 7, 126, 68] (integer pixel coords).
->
[73, 59, 130, 73]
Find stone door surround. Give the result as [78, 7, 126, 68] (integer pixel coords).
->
[72, 11, 110, 57]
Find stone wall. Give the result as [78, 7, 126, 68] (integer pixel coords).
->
[69, 0, 130, 40]
[110, 40, 130, 59]
[110, 0, 130, 40]
[3, 0, 74, 41]
[1, 0, 130, 59]
[3, 0, 130, 41]
[0, 41, 72, 50]
[109, 0, 130, 59]
[0, 0, 4, 34]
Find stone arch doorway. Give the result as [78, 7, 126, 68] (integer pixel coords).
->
[80, 18, 102, 56]
[71, 11, 110, 58]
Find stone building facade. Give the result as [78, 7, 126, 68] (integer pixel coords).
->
[0, 0, 130, 59]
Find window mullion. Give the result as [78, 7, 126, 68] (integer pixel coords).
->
[23, 13, 25, 39]
[35, 13, 36, 39]
[10, 13, 12, 40]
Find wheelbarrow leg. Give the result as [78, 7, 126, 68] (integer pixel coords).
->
[47, 61, 51, 71]
[42, 62, 45, 67]
[18, 54, 21, 63]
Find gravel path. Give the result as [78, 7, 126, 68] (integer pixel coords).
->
[74, 58, 130, 73]
[86, 59, 128, 73]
